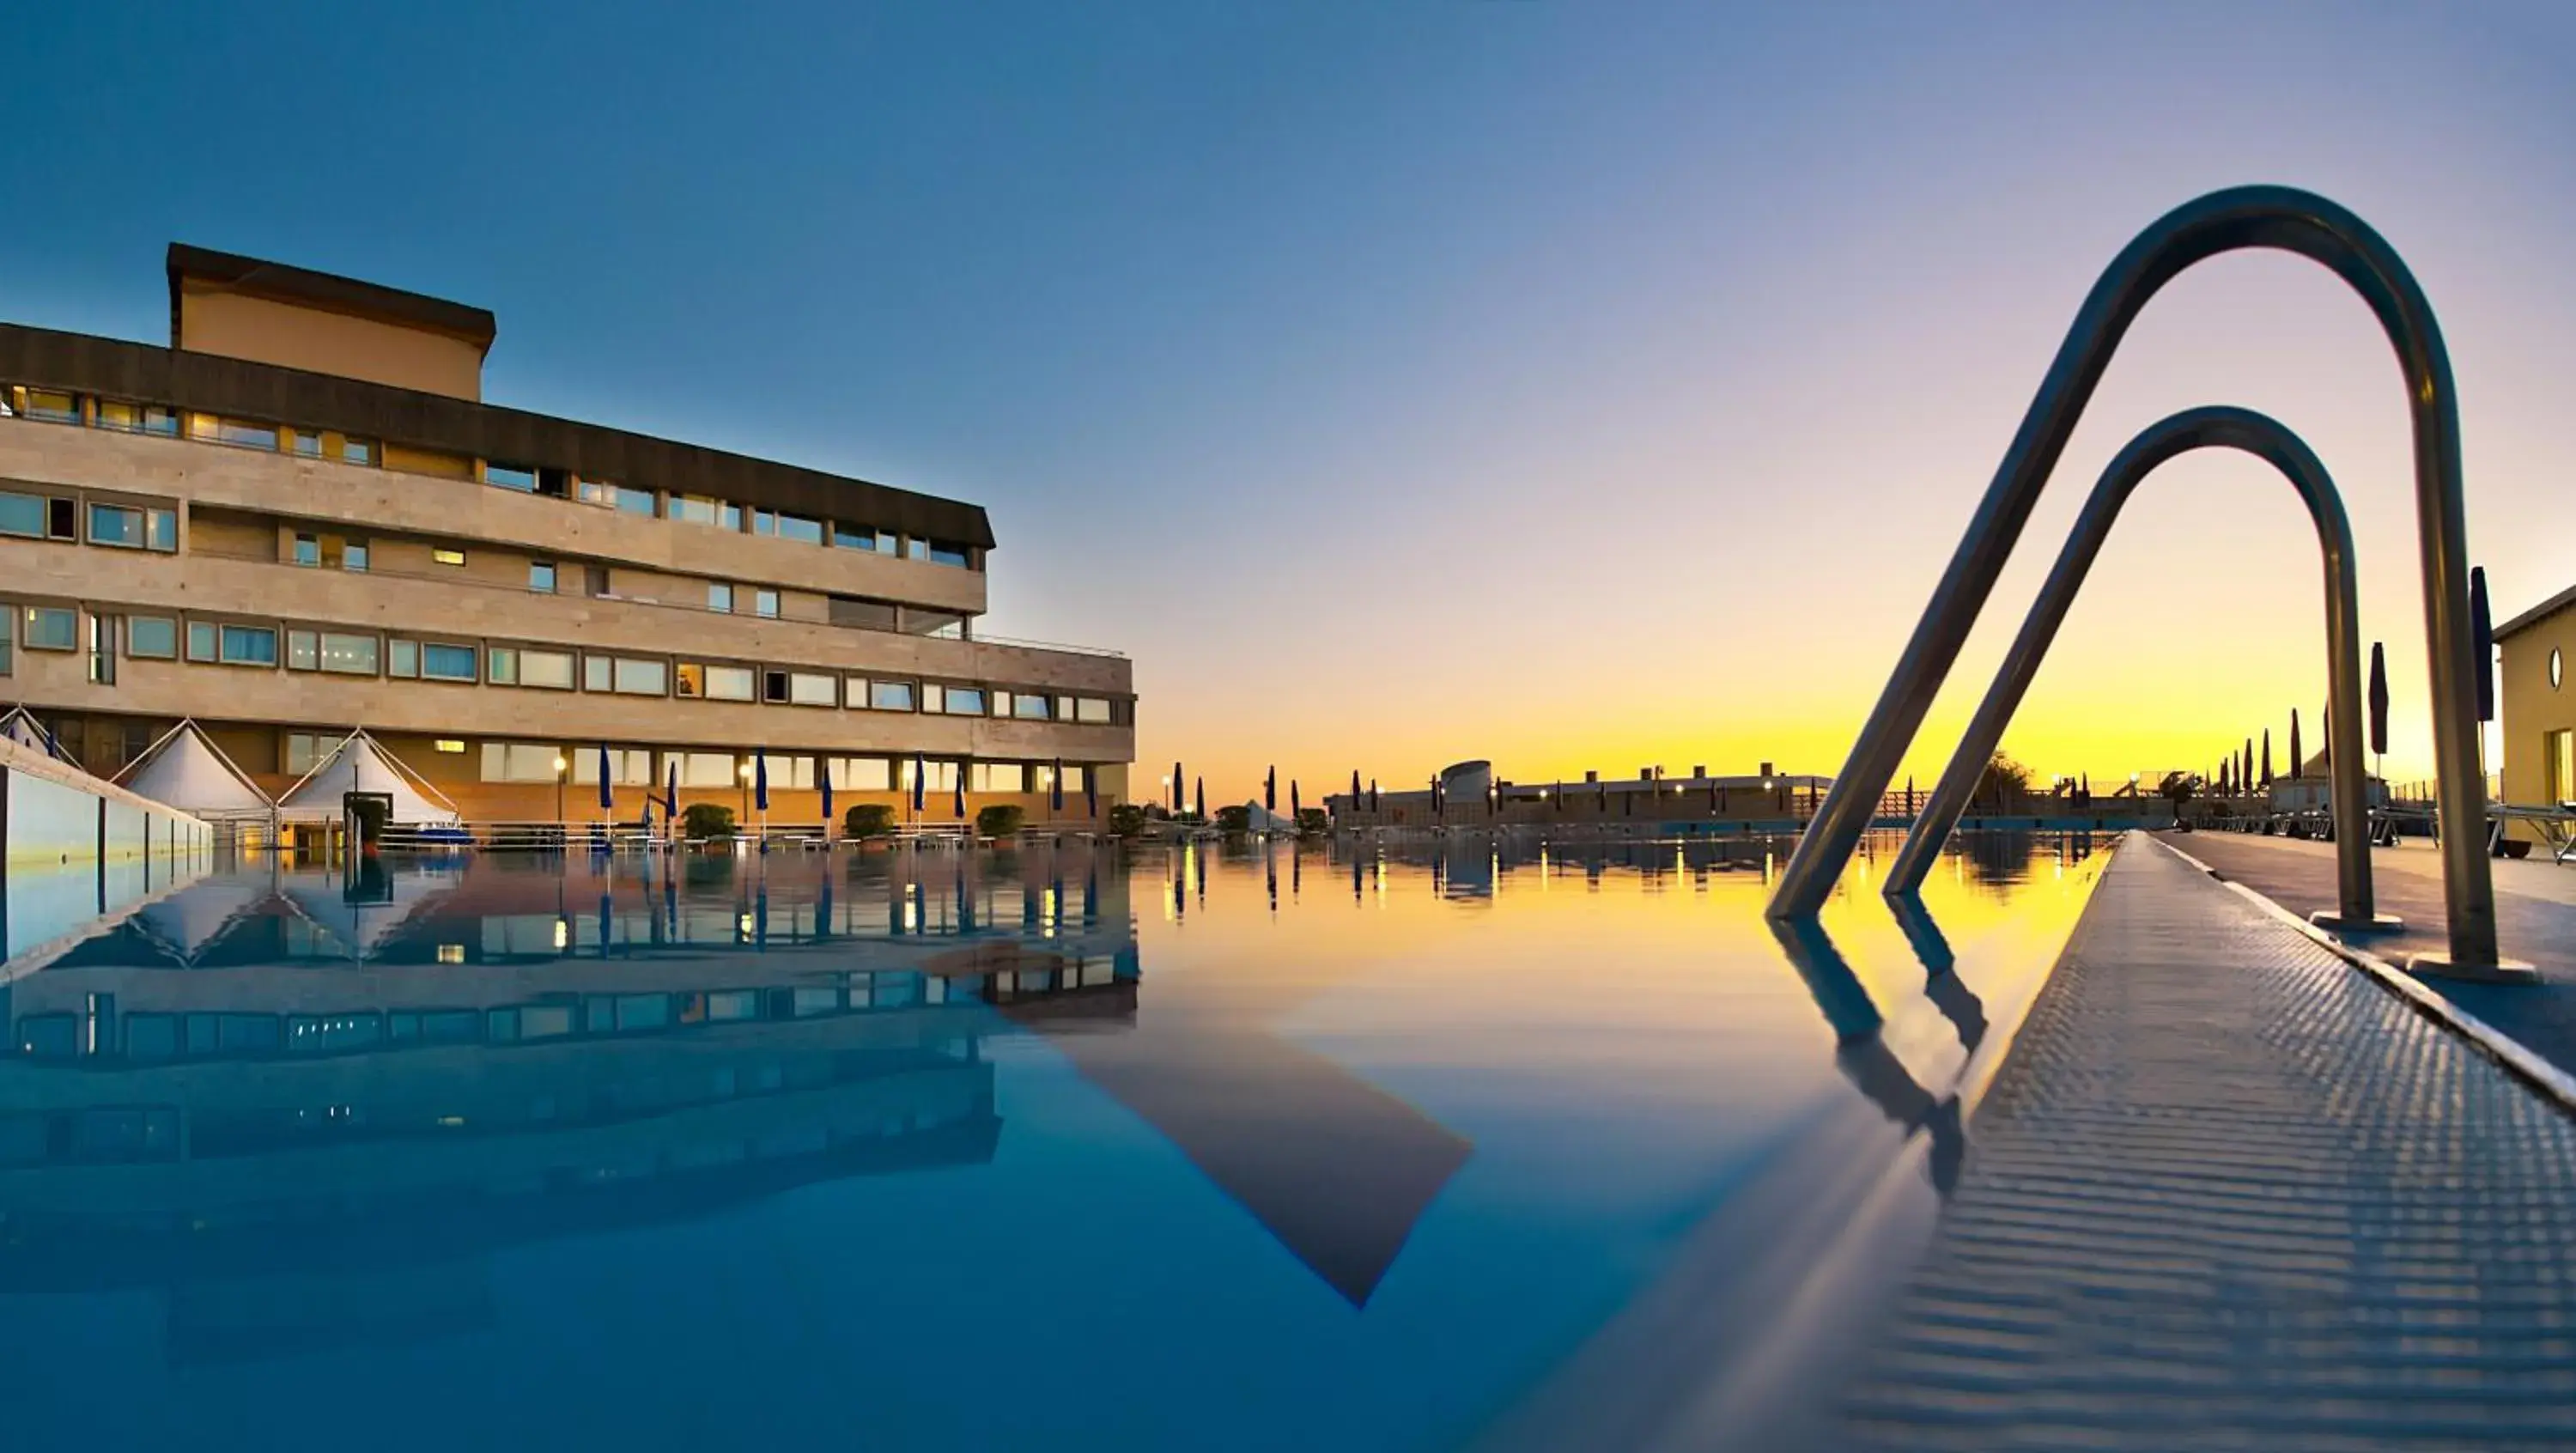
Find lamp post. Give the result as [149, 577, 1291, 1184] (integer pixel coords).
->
[738, 761, 753, 828]
[553, 754, 569, 836]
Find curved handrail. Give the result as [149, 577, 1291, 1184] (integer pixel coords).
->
[1765, 185, 2500, 970]
[1882, 408, 2375, 921]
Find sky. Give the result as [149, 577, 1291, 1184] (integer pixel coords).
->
[3, 2, 2573, 804]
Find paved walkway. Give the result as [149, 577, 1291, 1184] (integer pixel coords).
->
[1838, 836, 2576, 1450]
[2164, 830, 2576, 1079]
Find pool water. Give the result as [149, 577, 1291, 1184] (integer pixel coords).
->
[0, 833, 2103, 1451]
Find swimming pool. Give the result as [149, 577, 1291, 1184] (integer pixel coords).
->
[0, 832, 2103, 1451]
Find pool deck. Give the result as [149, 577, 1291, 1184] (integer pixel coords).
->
[2158, 830, 2576, 1079]
[1836, 834, 2576, 1450]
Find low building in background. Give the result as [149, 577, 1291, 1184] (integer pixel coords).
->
[1329, 760, 1836, 830]
[2498, 581, 2576, 845]
[0, 246, 1133, 830]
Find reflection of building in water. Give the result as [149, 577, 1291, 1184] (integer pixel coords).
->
[0, 845, 1139, 1361]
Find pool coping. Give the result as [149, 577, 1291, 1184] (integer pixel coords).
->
[2152, 833, 2576, 1119]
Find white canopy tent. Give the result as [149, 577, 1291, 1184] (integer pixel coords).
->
[114, 720, 276, 820]
[0, 704, 70, 762]
[276, 728, 459, 824]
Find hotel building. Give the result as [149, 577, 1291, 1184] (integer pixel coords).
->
[0, 246, 1133, 829]
[2498, 579, 2575, 844]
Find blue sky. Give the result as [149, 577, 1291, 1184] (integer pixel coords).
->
[5, 2, 2573, 794]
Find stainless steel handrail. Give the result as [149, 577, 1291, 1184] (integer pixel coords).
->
[1765, 185, 2507, 975]
[1882, 408, 2380, 927]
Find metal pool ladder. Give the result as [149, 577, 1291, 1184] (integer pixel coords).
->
[1764, 185, 2518, 978]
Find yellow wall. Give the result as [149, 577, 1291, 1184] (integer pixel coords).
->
[178, 285, 485, 400]
[2500, 600, 2576, 839]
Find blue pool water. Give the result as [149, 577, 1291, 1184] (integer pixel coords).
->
[0, 833, 2102, 1451]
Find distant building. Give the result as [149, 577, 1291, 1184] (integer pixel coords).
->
[2498, 581, 2576, 843]
[1329, 759, 1832, 829]
[2265, 752, 2390, 815]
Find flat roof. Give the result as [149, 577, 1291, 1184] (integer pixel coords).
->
[2498, 581, 2576, 641]
[168, 243, 499, 351]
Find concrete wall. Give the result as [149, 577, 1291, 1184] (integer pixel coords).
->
[179, 286, 486, 400]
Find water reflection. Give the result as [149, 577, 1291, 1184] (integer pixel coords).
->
[0, 831, 2102, 1451]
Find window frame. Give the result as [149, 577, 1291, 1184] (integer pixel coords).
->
[127, 615, 178, 660]
[419, 641, 478, 684]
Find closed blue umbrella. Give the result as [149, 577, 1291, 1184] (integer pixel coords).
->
[1350, 769, 1362, 810]
[818, 757, 834, 829]
[1084, 764, 1097, 818]
[1265, 765, 1276, 813]
[1052, 757, 1066, 814]
[754, 750, 769, 812]
[1194, 775, 1205, 820]
[953, 763, 967, 819]
[597, 745, 614, 812]
[2289, 710, 2302, 780]
[2471, 565, 2495, 722]
[1369, 779, 1379, 812]
[665, 762, 679, 820]
[1291, 779, 1301, 818]
[912, 752, 927, 814]
[1173, 762, 1184, 812]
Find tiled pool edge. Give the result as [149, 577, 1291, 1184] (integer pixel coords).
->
[1467, 837, 2119, 1453]
[2154, 834, 2576, 1117]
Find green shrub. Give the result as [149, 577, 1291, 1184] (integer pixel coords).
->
[681, 803, 737, 840]
[1109, 804, 1149, 837]
[843, 803, 896, 839]
[1294, 807, 1330, 836]
[975, 804, 1026, 839]
[1216, 805, 1252, 834]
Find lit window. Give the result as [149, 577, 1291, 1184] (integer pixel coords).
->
[703, 665, 755, 702]
[9, 388, 81, 423]
[190, 414, 280, 450]
[574, 747, 657, 785]
[755, 589, 779, 619]
[788, 672, 835, 706]
[833, 757, 893, 791]
[486, 462, 538, 493]
[678, 751, 738, 787]
[520, 649, 574, 690]
[433, 548, 466, 567]
[529, 561, 557, 593]
[94, 400, 179, 437]
[389, 639, 419, 678]
[612, 658, 667, 696]
[901, 758, 959, 793]
[287, 629, 319, 671]
[708, 583, 733, 613]
[434, 739, 466, 753]
[1076, 697, 1112, 724]
[421, 643, 477, 681]
[22, 606, 77, 652]
[218, 624, 277, 666]
[479, 742, 566, 784]
[88, 502, 176, 551]
[869, 680, 915, 712]
[972, 762, 1025, 793]
[921, 684, 945, 714]
[128, 616, 177, 659]
[292, 533, 320, 567]
[320, 633, 378, 674]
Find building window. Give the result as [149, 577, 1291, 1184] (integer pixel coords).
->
[926, 541, 971, 568]
[388, 639, 419, 678]
[343, 540, 369, 571]
[972, 762, 1025, 793]
[293, 429, 324, 458]
[613, 658, 667, 696]
[421, 643, 477, 682]
[433, 548, 466, 567]
[939, 687, 985, 716]
[86, 613, 116, 684]
[755, 589, 780, 619]
[24, 606, 78, 652]
[191, 414, 281, 451]
[868, 679, 915, 712]
[293, 533, 321, 567]
[584, 654, 611, 691]
[828, 596, 898, 631]
[186, 620, 217, 662]
[321, 633, 379, 674]
[901, 758, 959, 793]
[762, 670, 790, 704]
[434, 739, 466, 753]
[530, 561, 557, 593]
[671, 495, 738, 528]
[520, 648, 574, 689]
[486, 462, 539, 493]
[217, 623, 276, 666]
[0, 489, 76, 541]
[287, 629, 319, 671]
[8, 387, 82, 423]
[84, 502, 177, 551]
[1076, 697, 1113, 724]
[1014, 693, 1052, 720]
[832, 757, 893, 791]
[708, 583, 733, 613]
[340, 437, 376, 466]
[575, 479, 654, 514]
[488, 647, 518, 684]
[574, 747, 656, 786]
[480, 742, 566, 784]
[751, 510, 823, 544]
[94, 400, 179, 437]
[788, 672, 835, 707]
[285, 732, 335, 775]
[128, 616, 177, 659]
[0, 609, 11, 674]
[677, 751, 738, 787]
[698, 664, 755, 702]
[832, 523, 896, 554]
